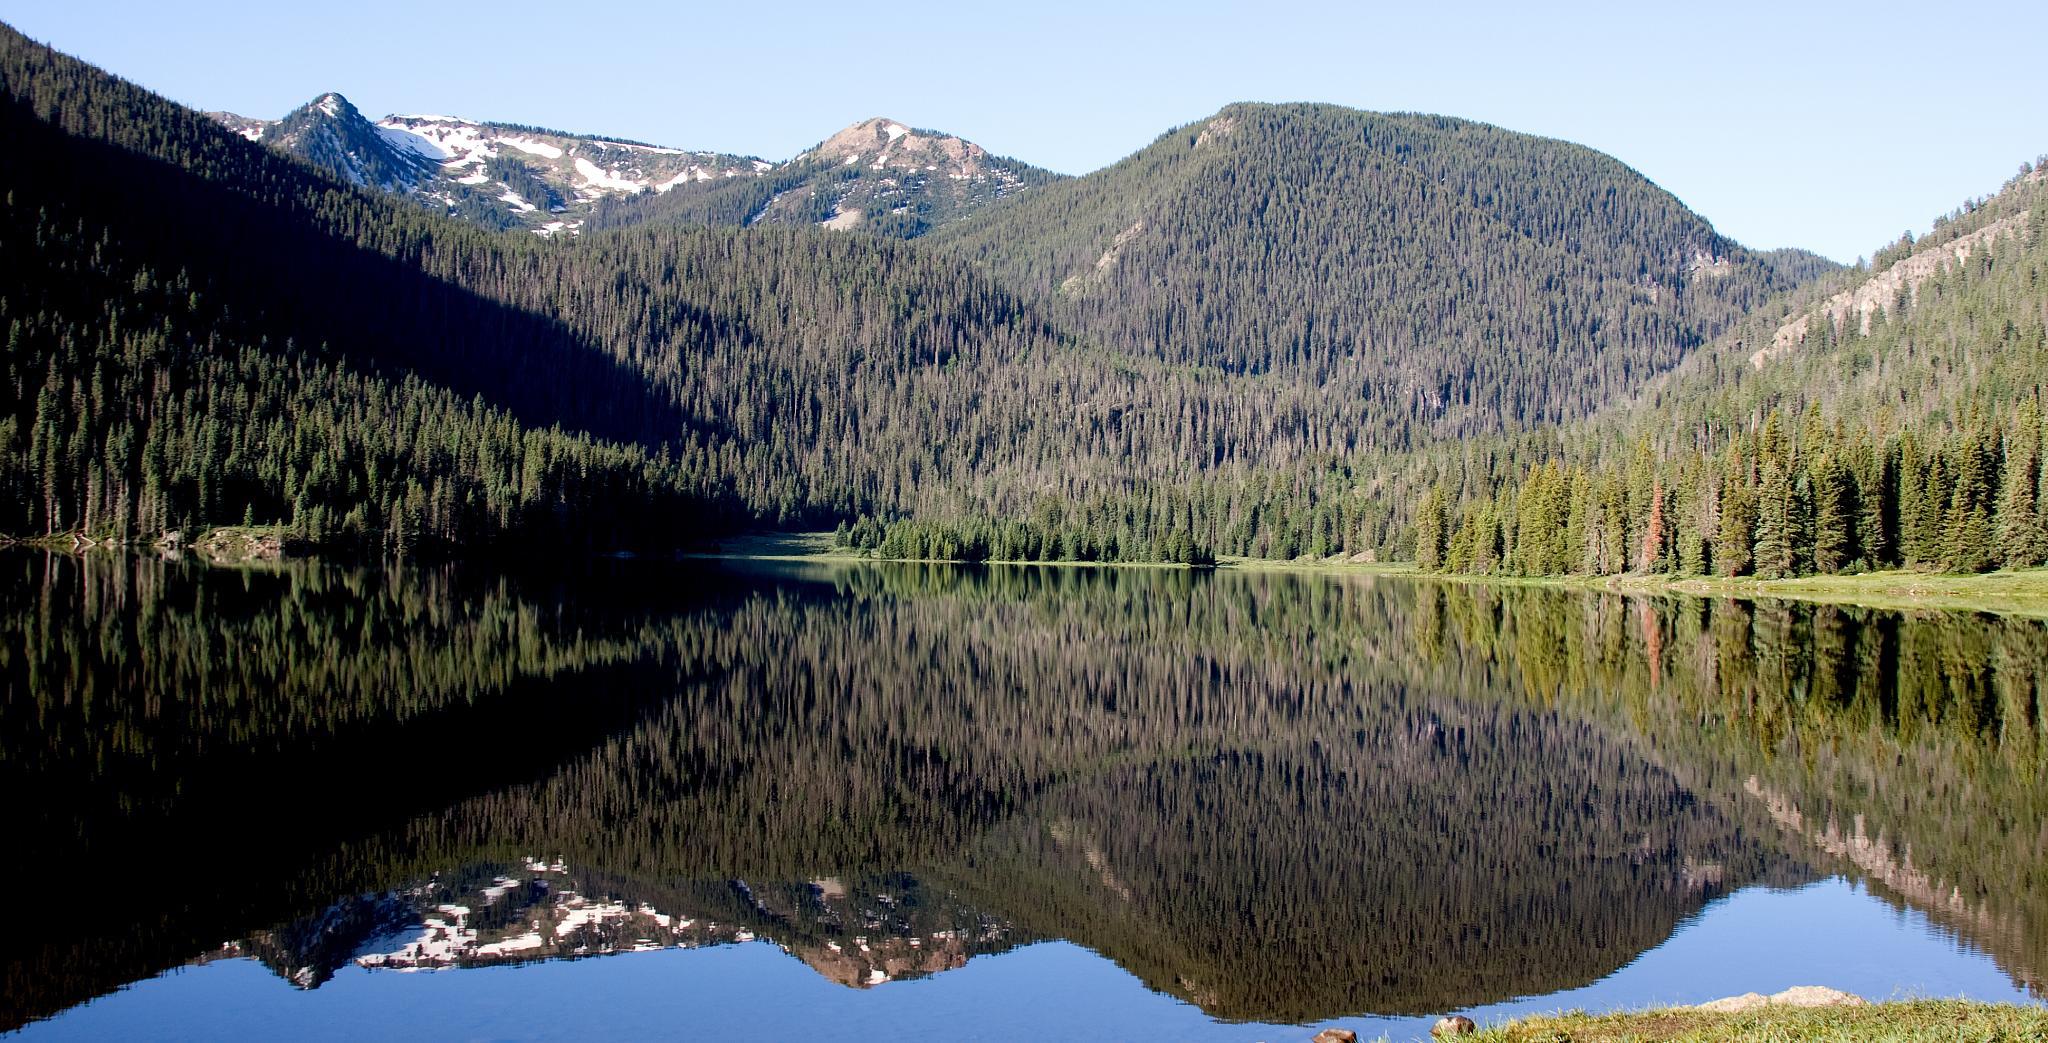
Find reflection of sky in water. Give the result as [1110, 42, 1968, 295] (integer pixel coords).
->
[22, 878, 2039, 1042]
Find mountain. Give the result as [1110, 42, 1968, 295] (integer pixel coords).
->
[2, 23, 1393, 553]
[241, 92, 437, 193]
[209, 93, 769, 234]
[928, 102, 1833, 440]
[1416, 160, 2048, 578]
[586, 115, 1061, 238]
[211, 100, 1054, 240]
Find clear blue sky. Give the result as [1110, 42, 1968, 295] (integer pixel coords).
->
[8, 0, 2044, 262]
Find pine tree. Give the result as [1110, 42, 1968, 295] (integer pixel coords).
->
[1853, 441, 1893, 568]
[1945, 433, 1996, 572]
[1945, 499, 1996, 572]
[1415, 486, 1449, 570]
[1640, 477, 1670, 573]
[1811, 455, 1854, 573]
[1754, 463, 1793, 580]
[1715, 444, 1756, 577]
[1788, 470, 1816, 576]
[1997, 411, 2048, 567]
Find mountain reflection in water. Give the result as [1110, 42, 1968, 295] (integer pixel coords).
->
[2, 550, 2043, 1033]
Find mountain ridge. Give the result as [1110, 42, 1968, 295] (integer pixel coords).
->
[207, 92, 770, 233]
[208, 94, 1055, 238]
[926, 101, 1833, 439]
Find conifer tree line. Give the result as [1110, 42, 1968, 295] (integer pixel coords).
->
[1416, 404, 2048, 577]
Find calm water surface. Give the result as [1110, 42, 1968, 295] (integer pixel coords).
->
[2, 552, 2043, 1040]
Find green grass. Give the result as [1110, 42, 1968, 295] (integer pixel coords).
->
[1224, 556, 2048, 619]
[1461, 999, 2048, 1042]
[1450, 566, 2048, 620]
[1628, 568, 2048, 618]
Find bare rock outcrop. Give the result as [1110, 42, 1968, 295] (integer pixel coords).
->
[1755, 211, 2031, 368]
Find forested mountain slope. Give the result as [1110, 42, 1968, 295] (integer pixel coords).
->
[927, 102, 1834, 441]
[1628, 165, 2047, 449]
[0, 30, 726, 550]
[2, 24, 1493, 556]
[859, 161, 2048, 569]
[1416, 161, 2048, 577]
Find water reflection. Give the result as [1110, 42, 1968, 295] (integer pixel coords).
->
[2, 551, 2043, 1032]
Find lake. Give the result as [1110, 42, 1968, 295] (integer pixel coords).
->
[2, 551, 2043, 1041]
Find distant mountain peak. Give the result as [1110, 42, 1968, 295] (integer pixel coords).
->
[255, 90, 436, 193]
[803, 117, 995, 177]
[209, 99, 765, 235]
[582, 115, 1060, 240]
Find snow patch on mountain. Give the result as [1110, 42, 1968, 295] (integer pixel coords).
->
[573, 156, 645, 193]
[374, 124, 447, 161]
[208, 111, 270, 141]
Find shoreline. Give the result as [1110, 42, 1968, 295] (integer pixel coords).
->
[23, 527, 2048, 618]
[704, 532, 2048, 618]
[1438, 997, 2047, 1041]
[1226, 557, 2048, 618]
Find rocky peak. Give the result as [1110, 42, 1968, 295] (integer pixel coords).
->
[274, 92, 364, 133]
[257, 90, 437, 192]
[311, 92, 351, 119]
[803, 117, 992, 177]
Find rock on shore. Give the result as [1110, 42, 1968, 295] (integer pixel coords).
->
[1693, 985, 1866, 1013]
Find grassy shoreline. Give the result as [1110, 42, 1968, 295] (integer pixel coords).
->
[1454, 999, 2048, 1041]
[702, 532, 2048, 618]
[1228, 556, 2048, 618]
